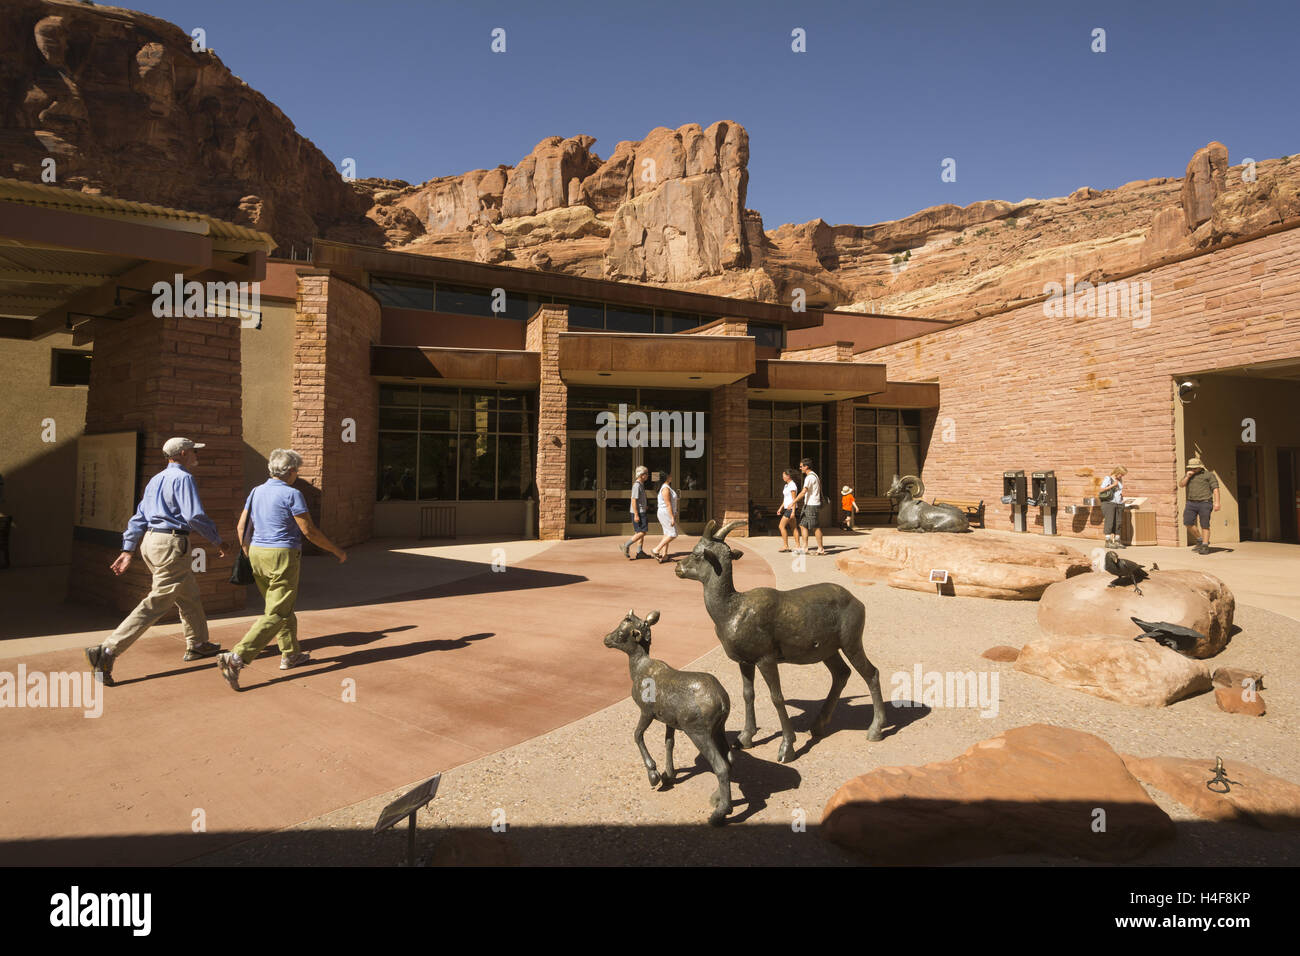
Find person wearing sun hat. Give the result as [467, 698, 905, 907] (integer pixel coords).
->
[840, 485, 859, 531]
[1179, 456, 1220, 554]
[85, 437, 226, 685]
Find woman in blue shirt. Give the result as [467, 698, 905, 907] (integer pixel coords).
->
[217, 449, 347, 691]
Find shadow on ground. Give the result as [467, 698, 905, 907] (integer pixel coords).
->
[4, 810, 1296, 868]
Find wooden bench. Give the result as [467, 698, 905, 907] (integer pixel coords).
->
[932, 496, 985, 528]
[853, 496, 896, 525]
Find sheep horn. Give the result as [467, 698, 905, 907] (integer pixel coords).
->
[901, 475, 924, 498]
[715, 519, 746, 541]
[702, 519, 718, 540]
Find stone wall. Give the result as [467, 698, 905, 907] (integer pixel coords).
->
[853, 226, 1300, 546]
[292, 271, 381, 548]
[527, 305, 569, 539]
[708, 319, 750, 535]
[72, 304, 245, 613]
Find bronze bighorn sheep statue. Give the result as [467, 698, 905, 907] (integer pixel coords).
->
[604, 609, 733, 825]
[887, 474, 970, 533]
[676, 520, 886, 763]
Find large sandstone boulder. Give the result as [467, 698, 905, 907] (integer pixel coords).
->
[1181, 142, 1229, 231]
[1122, 756, 1300, 830]
[1037, 569, 1234, 658]
[836, 530, 1090, 600]
[1015, 635, 1212, 707]
[1, 0, 379, 251]
[821, 724, 1175, 863]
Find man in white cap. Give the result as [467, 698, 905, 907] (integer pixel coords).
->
[85, 437, 226, 684]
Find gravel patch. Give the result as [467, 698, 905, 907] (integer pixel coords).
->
[189, 535, 1300, 866]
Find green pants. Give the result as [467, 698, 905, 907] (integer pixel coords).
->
[232, 546, 302, 664]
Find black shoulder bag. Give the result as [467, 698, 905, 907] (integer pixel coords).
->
[229, 488, 256, 586]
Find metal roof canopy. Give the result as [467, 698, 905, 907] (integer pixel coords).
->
[0, 177, 274, 341]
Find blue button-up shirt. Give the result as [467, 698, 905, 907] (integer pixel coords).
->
[122, 462, 222, 551]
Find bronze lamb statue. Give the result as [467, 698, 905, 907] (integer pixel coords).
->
[604, 609, 733, 826]
[676, 520, 886, 763]
[888, 474, 970, 533]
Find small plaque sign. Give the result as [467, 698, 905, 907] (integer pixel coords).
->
[374, 773, 441, 834]
[929, 569, 949, 584]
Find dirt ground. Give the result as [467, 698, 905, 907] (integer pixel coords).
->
[191, 533, 1299, 867]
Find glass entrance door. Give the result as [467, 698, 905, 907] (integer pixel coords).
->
[565, 436, 709, 536]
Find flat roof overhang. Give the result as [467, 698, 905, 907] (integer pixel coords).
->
[371, 345, 540, 387]
[557, 331, 755, 387]
[0, 178, 273, 341]
[311, 238, 824, 330]
[747, 359, 887, 402]
[861, 381, 941, 408]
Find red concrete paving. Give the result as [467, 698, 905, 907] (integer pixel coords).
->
[0, 537, 772, 865]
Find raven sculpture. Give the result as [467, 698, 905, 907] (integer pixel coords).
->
[1104, 550, 1157, 595]
[1131, 617, 1204, 656]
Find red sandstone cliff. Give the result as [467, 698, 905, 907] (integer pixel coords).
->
[3, 1, 1299, 320]
[0, 0, 380, 252]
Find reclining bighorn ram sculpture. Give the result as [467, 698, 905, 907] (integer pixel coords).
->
[676, 520, 886, 763]
[604, 609, 733, 825]
[888, 474, 970, 533]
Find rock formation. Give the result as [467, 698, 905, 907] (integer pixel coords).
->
[1121, 755, 1300, 830]
[1015, 634, 1213, 707]
[821, 724, 1176, 864]
[0, 0, 380, 252]
[836, 529, 1091, 599]
[1037, 569, 1235, 658]
[4, 1, 1299, 316]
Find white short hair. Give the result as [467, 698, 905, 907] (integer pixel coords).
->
[268, 448, 303, 478]
[635, 465, 649, 477]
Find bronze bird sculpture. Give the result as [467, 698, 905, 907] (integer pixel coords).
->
[1104, 550, 1157, 595]
[1131, 617, 1203, 656]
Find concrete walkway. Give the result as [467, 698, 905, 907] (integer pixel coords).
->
[0, 535, 773, 865]
[0, 537, 557, 659]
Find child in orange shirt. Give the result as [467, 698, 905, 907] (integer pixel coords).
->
[841, 485, 859, 530]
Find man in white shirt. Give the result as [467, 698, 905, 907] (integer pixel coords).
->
[792, 457, 825, 555]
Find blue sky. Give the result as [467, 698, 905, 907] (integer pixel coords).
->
[134, 0, 1299, 229]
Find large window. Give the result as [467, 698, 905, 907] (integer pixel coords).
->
[748, 401, 828, 499]
[51, 349, 92, 386]
[377, 385, 537, 501]
[747, 322, 785, 349]
[853, 406, 922, 496]
[369, 274, 714, 334]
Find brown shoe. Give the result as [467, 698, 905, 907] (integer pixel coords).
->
[183, 641, 222, 662]
[84, 644, 115, 686]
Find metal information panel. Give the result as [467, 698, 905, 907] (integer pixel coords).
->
[374, 773, 441, 865]
[74, 431, 138, 533]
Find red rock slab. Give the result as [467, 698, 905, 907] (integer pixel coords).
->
[1015, 634, 1212, 707]
[821, 724, 1174, 864]
[0, 536, 772, 866]
[1122, 756, 1300, 830]
[1037, 569, 1234, 658]
[837, 530, 1090, 600]
[1213, 686, 1266, 716]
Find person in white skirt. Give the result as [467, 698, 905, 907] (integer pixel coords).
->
[650, 471, 679, 563]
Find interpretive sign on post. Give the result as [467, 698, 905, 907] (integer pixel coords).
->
[373, 773, 441, 866]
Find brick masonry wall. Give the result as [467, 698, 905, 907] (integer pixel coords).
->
[710, 319, 750, 535]
[834, 400, 854, 510]
[529, 306, 568, 539]
[854, 227, 1300, 546]
[292, 271, 381, 549]
[72, 302, 246, 614]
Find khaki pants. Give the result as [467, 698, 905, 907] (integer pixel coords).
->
[232, 546, 302, 664]
[105, 532, 208, 656]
